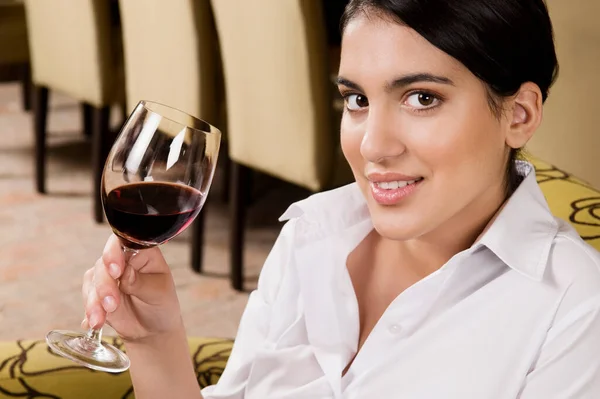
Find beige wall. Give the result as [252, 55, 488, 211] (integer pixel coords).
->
[528, 0, 600, 187]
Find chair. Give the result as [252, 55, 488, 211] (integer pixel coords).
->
[0, 0, 31, 110]
[117, 0, 224, 272]
[211, 0, 352, 290]
[23, 0, 125, 222]
[528, 0, 600, 188]
[0, 336, 233, 397]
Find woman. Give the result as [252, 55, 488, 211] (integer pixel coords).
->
[82, 0, 600, 397]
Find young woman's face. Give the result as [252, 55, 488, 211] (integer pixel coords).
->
[339, 14, 512, 241]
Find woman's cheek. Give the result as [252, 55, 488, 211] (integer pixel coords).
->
[340, 115, 365, 167]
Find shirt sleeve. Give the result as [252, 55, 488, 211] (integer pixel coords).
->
[518, 294, 600, 398]
[201, 219, 296, 399]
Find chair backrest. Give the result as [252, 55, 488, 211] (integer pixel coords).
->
[530, 155, 600, 251]
[0, 1, 29, 65]
[118, 0, 220, 124]
[211, 0, 336, 191]
[23, 0, 120, 107]
[528, 0, 600, 188]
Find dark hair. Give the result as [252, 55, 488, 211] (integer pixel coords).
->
[341, 0, 559, 196]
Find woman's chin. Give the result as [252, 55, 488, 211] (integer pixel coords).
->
[371, 219, 422, 242]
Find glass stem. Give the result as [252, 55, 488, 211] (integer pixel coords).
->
[86, 327, 102, 342]
[122, 245, 139, 266]
[85, 245, 139, 346]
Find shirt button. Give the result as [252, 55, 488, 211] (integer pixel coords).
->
[389, 324, 402, 335]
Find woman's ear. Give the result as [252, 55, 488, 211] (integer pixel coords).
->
[505, 82, 543, 149]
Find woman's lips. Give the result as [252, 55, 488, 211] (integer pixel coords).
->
[369, 178, 423, 205]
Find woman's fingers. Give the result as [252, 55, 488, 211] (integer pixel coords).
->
[83, 256, 121, 330]
[82, 267, 94, 305]
[82, 234, 175, 336]
[83, 259, 106, 328]
[102, 234, 170, 275]
[102, 235, 125, 279]
[93, 258, 122, 313]
[119, 265, 175, 305]
[85, 283, 107, 329]
[81, 267, 94, 329]
[88, 249, 172, 321]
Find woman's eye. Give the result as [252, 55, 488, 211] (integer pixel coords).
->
[345, 94, 369, 111]
[405, 92, 439, 109]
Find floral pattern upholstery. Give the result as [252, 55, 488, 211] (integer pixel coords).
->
[0, 337, 232, 398]
[529, 156, 600, 249]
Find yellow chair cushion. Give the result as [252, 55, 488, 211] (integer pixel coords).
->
[0, 337, 233, 398]
[529, 156, 600, 251]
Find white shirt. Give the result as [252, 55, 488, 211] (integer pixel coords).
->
[202, 162, 600, 399]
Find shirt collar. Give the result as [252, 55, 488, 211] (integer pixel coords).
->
[279, 161, 558, 282]
[279, 182, 370, 241]
[475, 161, 558, 281]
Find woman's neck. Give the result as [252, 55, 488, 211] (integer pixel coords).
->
[378, 182, 508, 277]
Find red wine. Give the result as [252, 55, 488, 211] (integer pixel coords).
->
[103, 182, 204, 248]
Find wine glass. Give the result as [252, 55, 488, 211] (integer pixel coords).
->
[46, 100, 221, 373]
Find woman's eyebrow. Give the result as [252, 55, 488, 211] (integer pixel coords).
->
[336, 73, 455, 93]
[386, 73, 455, 92]
[336, 76, 363, 92]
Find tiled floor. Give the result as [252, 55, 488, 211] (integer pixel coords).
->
[0, 82, 307, 341]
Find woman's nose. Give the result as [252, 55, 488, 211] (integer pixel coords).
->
[360, 107, 406, 163]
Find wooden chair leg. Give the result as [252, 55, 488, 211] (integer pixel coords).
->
[82, 103, 93, 138]
[91, 106, 111, 223]
[230, 161, 249, 291]
[33, 85, 49, 194]
[191, 206, 206, 273]
[220, 141, 231, 204]
[20, 64, 32, 111]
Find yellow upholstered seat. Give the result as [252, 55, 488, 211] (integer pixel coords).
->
[0, 337, 233, 398]
[529, 156, 600, 250]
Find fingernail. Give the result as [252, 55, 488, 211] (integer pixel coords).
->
[102, 296, 117, 313]
[108, 263, 121, 279]
[81, 318, 88, 329]
[89, 312, 100, 329]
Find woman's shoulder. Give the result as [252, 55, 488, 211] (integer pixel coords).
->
[256, 183, 372, 302]
[544, 219, 600, 324]
[279, 182, 366, 223]
[549, 218, 600, 281]
[273, 183, 370, 247]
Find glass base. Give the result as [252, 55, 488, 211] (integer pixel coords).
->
[46, 330, 130, 373]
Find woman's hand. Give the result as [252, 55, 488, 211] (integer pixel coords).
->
[82, 234, 183, 343]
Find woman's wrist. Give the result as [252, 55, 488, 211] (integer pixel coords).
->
[124, 323, 203, 399]
[122, 319, 187, 348]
